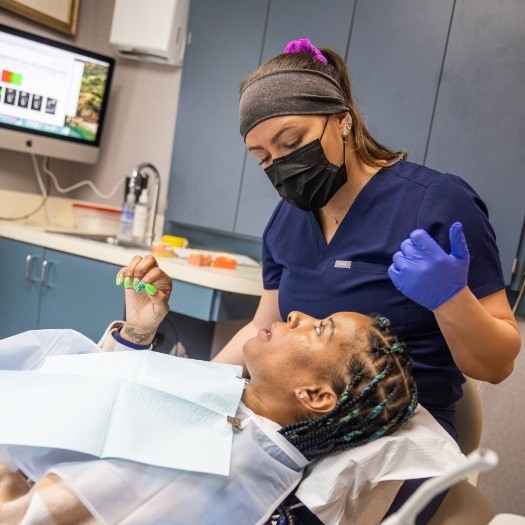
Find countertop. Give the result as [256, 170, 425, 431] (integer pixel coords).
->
[0, 220, 263, 297]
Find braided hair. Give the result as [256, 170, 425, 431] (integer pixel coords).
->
[279, 314, 418, 461]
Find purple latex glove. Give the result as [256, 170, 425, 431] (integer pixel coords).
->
[388, 222, 470, 311]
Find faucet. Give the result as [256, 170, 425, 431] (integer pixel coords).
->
[127, 162, 160, 248]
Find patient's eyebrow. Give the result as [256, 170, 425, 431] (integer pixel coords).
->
[328, 317, 335, 340]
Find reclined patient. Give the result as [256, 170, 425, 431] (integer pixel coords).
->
[0, 256, 460, 525]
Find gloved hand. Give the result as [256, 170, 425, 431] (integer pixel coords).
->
[388, 222, 470, 311]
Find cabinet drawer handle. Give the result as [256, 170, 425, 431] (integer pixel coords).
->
[24, 255, 39, 283]
[40, 260, 56, 288]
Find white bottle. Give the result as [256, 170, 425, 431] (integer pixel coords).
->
[117, 192, 135, 242]
[132, 189, 149, 242]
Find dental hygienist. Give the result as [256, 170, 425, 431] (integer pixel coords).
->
[213, 38, 521, 522]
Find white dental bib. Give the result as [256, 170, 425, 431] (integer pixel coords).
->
[0, 329, 466, 525]
[0, 329, 307, 524]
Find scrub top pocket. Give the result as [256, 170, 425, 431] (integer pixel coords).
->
[327, 259, 408, 338]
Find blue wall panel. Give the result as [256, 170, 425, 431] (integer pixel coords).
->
[346, 0, 455, 164]
[425, 0, 525, 284]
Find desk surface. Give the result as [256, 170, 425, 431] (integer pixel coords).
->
[0, 221, 263, 297]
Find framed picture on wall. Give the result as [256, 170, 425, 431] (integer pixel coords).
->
[0, 0, 80, 36]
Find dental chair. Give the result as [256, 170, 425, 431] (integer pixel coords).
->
[428, 376, 494, 525]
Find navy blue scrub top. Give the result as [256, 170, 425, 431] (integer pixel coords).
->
[263, 160, 505, 420]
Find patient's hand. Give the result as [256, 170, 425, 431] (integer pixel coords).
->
[116, 255, 172, 345]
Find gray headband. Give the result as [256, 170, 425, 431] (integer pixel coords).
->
[239, 69, 349, 139]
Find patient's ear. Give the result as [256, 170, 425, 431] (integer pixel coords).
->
[295, 385, 338, 414]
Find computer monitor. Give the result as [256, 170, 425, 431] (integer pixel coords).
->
[0, 23, 115, 164]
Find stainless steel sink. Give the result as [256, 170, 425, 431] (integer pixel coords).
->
[106, 237, 151, 250]
[46, 230, 151, 250]
[53, 232, 113, 242]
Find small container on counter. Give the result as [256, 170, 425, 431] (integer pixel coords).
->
[132, 189, 149, 242]
[117, 193, 135, 242]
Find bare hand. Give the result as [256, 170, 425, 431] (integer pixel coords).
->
[116, 255, 172, 345]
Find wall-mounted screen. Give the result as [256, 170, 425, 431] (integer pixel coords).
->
[0, 23, 115, 164]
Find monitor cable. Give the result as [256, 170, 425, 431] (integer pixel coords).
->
[512, 269, 525, 315]
[0, 154, 126, 222]
[0, 154, 51, 221]
[41, 157, 126, 199]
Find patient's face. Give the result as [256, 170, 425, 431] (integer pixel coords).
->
[243, 311, 370, 385]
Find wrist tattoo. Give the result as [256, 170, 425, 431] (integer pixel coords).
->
[124, 326, 154, 344]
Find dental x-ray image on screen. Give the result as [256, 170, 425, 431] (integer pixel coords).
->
[0, 23, 115, 164]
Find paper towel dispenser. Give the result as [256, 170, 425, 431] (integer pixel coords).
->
[109, 0, 190, 66]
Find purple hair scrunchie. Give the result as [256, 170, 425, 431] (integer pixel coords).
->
[283, 38, 328, 64]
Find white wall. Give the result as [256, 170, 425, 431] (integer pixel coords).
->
[0, 1, 182, 214]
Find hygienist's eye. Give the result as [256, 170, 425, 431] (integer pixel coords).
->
[284, 139, 301, 151]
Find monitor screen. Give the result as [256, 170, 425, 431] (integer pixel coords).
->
[0, 23, 115, 164]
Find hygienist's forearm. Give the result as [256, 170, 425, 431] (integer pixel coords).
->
[212, 321, 258, 377]
[213, 288, 281, 377]
[433, 288, 521, 383]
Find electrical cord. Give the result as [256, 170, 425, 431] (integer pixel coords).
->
[0, 154, 127, 222]
[512, 270, 525, 315]
[0, 154, 51, 221]
[152, 313, 184, 355]
[41, 157, 126, 198]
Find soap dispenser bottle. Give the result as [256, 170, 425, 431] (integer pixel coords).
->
[132, 189, 149, 242]
[117, 192, 136, 242]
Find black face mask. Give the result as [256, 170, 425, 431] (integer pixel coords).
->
[264, 125, 347, 212]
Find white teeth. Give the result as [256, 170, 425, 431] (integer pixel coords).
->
[259, 328, 272, 340]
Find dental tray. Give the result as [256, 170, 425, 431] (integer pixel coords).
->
[173, 248, 260, 267]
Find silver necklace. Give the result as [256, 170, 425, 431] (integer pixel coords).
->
[321, 176, 371, 225]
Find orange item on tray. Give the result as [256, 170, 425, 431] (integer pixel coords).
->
[187, 253, 213, 266]
[150, 242, 174, 258]
[212, 255, 237, 269]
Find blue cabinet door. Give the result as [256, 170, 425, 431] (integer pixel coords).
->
[166, 0, 268, 232]
[234, 0, 357, 237]
[425, 0, 525, 286]
[38, 250, 124, 341]
[0, 238, 43, 339]
[347, 0, 455, 165]
[261, 0, 356, 60]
